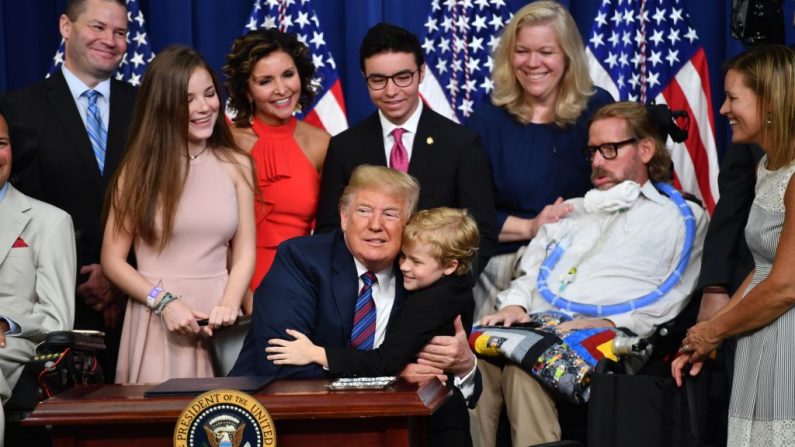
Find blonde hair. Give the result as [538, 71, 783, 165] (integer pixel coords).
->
[491, 0, 594, 126]
[591, 102, 673, 183]
[402, 208, 479, 275]
[339, 165, 420, 218]
[724, 45, 795, 168]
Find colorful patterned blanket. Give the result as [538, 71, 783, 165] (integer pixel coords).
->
[469, 312, 621, 404]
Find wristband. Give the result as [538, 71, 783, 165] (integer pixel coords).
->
[147, 286, 163, 309]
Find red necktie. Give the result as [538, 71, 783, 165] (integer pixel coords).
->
[389, 127, 409, 173]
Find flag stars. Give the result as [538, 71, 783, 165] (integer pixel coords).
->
[130, 52, 144, 69]
[649, 29, 664, 46]
[610, 10, 623, 26]
[605, 51, 618, 68]
[472, 15, 487, 33]
[263, 16, 276, 29]
[129, 72, 141, 87]
[595, 11, 607, 27]
[442, 16, 454, 32]
[468, 36, 484, 52]
[646, 70, 660, 88]
[295, 11, 310, 29]
[489, 13, 503, 30]
[667, 28, 681, 45]
[480, 77, 494, 93]
[622, 31, 632, 46]
[590, 32, 605, 49]
[649, 50, 663, 67]
[425, 16, 438, 33]
[487, 35, 500, 51]
[312, 53, 325, 68]
[466, 58, 481, 74]
[670, 8, 684, 25]
[423, 38, 435, 54]
[652, 7, 666, 25]
[435, 59, 448, 74]
[310, 31, 325, 49]
[134, 10, 144, 27]
[439, 37, 450, 53]
[608, 31, 619, 47]
[246, 17, 258, 30]
[458, 99, 474, 117]
[53, 50, 64, 65]
[132, 31, 148, 47]
[685, 27, 698, 43]
[666, 49, 680, 66]
[619, 52, 628, 67]
[622, 8, 634, 25]
[629, 73, 640, 89]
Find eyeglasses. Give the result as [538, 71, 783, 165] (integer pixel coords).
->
[584, 138, 638, 160]
[365, 69, 419, 90]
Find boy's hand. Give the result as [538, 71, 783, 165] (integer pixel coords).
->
[266, 329, 326, 367]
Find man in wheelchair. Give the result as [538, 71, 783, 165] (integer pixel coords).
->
[474, 102, 709, 446]
[0, 112, 75, 444]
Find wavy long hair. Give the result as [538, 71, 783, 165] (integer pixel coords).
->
[106, 46, 252, 251]
[223, 29, 317, 127]
[491, 0, 594, 126]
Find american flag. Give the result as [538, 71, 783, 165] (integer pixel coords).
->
[419, 0, 511, 123]
[586, 0, 719, 212]
[48, 0, 154, 87]
[245, 0, 348, 135]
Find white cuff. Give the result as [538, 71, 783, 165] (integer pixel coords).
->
[453, 355, 478, 399]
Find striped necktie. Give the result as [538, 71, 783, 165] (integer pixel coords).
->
[82, 89, 107, 174]
[351, 271, 377, 350]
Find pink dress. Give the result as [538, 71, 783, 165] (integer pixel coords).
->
[115, 151, 238, 384]
[249, 117, 319, 290]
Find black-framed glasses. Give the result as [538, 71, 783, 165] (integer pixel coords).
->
[584, 138, 638, 160]
[365, 69, 419, 90]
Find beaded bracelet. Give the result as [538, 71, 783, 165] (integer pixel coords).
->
[153, 292, 178, 316]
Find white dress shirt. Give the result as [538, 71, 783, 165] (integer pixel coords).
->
[62, 65, 111, 131]
[378, 101, 423, 163]
[497, 181, 708, 337]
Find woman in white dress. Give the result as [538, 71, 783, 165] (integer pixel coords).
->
[672, 44, 795, 446]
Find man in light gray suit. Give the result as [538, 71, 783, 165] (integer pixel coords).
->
[0, 112, 75, 443]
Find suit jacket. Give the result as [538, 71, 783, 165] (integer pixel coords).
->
[231, 229, 406, 379]
[0, 70, 137, 331]
[315, 107, 497, 273]
[0, 185, 75, 398]
[697, 143, 765, 294]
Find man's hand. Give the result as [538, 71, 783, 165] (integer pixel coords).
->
[416, 315, 475, 378]
[77, 264, 117, 311]
[557, 317, 614, 332]
[479, 305, 530, 327]
[0, 320, 8, 348]
[399, 363, 447, 384]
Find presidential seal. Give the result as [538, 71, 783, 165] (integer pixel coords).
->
[174, 389, 276, 447]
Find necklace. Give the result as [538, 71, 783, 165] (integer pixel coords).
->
[189, 146, 207, 160]
[536, 182, 696, 317]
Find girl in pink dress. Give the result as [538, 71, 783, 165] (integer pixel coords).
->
[102, 46, 256, 384]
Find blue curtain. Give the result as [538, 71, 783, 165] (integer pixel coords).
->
[1, 0, 793, 158]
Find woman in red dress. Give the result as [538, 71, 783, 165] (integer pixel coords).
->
[224, 29, 329, 312]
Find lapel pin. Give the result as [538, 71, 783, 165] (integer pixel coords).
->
[426, 136, 434, 145]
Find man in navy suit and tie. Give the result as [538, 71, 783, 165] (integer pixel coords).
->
[232, 165, 478, 445]
[0, 0, 137, 381]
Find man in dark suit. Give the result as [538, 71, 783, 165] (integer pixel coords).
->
[315, 22, 497, 274]
[233, 165, 478, 445]
[0, 0, 137, 381]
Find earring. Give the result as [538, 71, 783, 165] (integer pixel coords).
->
[767, 112, 772, 127]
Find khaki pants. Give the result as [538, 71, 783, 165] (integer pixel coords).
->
[471, 360, 561, 447]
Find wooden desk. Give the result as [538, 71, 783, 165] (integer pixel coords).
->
[23, 378, 450, 447]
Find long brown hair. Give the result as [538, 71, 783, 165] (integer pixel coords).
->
[106, 45, 251, 251]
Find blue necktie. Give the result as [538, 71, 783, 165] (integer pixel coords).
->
[351, 272, 377, 350]
[83, 89, 107, 174]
